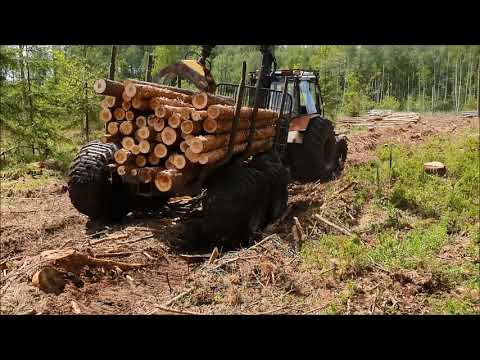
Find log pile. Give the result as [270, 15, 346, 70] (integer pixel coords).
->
[461, 111, 478, 118]
[338, 111, 420, 128]
[94, 79, 278, 193]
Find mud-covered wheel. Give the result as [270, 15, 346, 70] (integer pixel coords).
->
[178, 152, 289, 252]
[67, 141, 130, 220]
[287, 117, 339, 182]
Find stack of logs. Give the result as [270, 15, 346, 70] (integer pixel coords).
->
[338, 111, 420, 128]
[94, 78, 279, 193]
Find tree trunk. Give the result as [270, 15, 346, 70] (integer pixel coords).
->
[109, 46, 117, 80]
[145, 53, 153, 82]
[24, 47, 36, 155]
[83, 45, 90, 143]
[477, 59, 480, 117]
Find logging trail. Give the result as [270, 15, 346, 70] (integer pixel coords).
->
[1, 114, 478, 315]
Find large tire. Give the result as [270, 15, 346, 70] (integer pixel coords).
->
[177, 152, 289, 252]
[68, 141, 130, 220]
[287, 117, 339, 182]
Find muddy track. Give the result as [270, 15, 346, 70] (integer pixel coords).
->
[0, 114, 477, 315]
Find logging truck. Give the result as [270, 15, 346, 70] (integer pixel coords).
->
[67, 45, 347, 251]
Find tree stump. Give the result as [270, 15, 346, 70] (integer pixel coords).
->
[424, 161, 446, 176]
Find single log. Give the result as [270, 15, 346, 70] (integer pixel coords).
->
[135, 116, 147, 128]
[180, 119, 202, 135]
[132, 96, 151, 112]
[203, 116, 276, 134]
[130, 168, 139, 176]
[155, 105, 194, 120]
[126, 79, 195, 95]
[124, 82, 192, 103]
[122, 101, 131, 111]
[191, 110, 208, 122]
[179, 141, 188, 153]
[181, 133, 194, 142]
[154, 143, 168, 159]
[161, 127, 180, 146]
[136, 126, 155, 140]
[125, 110, 135, 121]
[185, 148, 200, 163]
[148, 153, 161, 165]
[99, 108, 112, 122]
[198, 137, 274, 165]
[168, 113, 182, 128]
[121, 136, 135, 151]
[153, 117, 165, 132]
[106, 121, 119, 135]
[101, 96, 121, 109]
[151, 97, 191, 111]
[135, 155, 147, 167]
[168, 153, 187, 170]
[424, 161, 446, 176]
[94, 79, 124, 98]
[138, 139, 151, 154]
[117, 164, 136, 176]
[207, 104, 277, 123]
[192, 92, 235, 110]
[122, 92, 132, 102]
[190, 126, 276, 154]
[154, 169, 196, 192]
[147, 114, 157, 127]
[114, 149, 133, 164]
[119, 121, 134, 135]
[138, 167, 154, 183]
[113, 108, 126, 121]
[165, 159, 176, 170]
[131, 144, 141, 155]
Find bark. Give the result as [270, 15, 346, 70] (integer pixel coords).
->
[151, 96, 191, 110]
[93, 79, 124, 98]
[191, 92, 235, 110]
[125, 82, 192, 103]
[198, 138, 274, 165]
[191, 126, 275, 154]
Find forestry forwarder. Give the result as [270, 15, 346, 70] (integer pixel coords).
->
[67, 45, 347, 251]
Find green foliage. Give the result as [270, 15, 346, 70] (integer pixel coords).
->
[376, 95, 401, 110]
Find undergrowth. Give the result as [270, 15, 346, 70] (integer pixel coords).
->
[301, 131, 479, 314]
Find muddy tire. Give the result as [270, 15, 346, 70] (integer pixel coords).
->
[178, 152, 289, 252]
[67, 141, 130, 220]
[287, 117, 339, 182]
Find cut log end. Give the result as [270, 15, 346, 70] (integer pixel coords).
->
[192, 92, 209, 110]
[154, 143, 168, 158]
[100, 108, 112, 122]
[93, 79, 107, 94]
[161, 127, 178, 146]
[121, 137, 135, 151]
[135, 155, 147, 168]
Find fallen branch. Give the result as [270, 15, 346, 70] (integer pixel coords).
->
[163, 287, 194, 307]
[314, 214, 352, 236]
[149, 305, 202, 315]
[248, 234, 278, 251]
[334, 181, 358, 195]
[90, 233, 129, 246]
[120, 234, 155, 245]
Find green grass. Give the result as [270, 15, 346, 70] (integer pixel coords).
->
[301, 130, 479, 314]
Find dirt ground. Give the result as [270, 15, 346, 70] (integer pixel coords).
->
[1, 114, 478, 315]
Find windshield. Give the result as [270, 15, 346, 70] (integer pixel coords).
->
[299, 80, 317, 114]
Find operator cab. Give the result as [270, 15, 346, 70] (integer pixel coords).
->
[249, 69, 324, 117]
